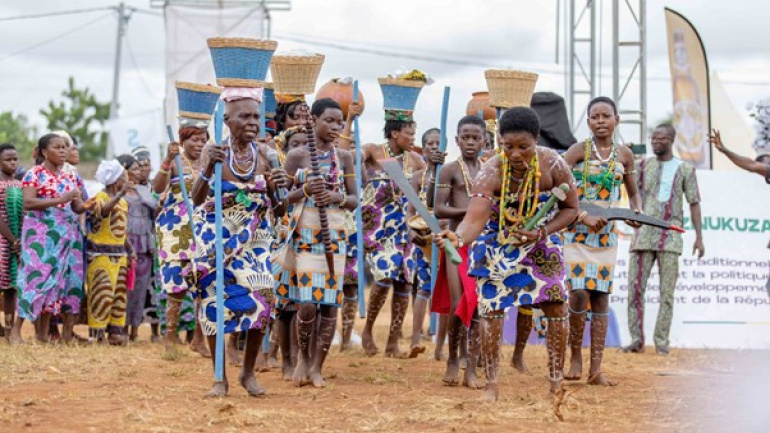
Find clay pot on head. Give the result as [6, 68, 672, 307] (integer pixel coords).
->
[466, 91, 496, 120]
[315, 79, 365, 118]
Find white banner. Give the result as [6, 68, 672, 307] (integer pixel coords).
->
[504, 169, 770, 349]
[106, 110, 164, 170]
[164, 5, 265, 128]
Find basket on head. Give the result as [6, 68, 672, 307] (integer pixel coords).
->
[378, 77, 424, 112]
[263, 83, 277, 118]
[176, 82, 222, 121]
[484, 70, 538, 108]
[207, 38, 277, 88]
[270, 54, 325, 95]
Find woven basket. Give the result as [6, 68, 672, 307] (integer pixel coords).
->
[262, 83, 277, 116]
[484, 70, 538, 108]
[378, 78, 425, 112]
[176, 81, 222, 120]
[270, 54, 325, 95]
[207, 38, 277, 88]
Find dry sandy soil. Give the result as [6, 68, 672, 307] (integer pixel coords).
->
[1, 309, 768, 433]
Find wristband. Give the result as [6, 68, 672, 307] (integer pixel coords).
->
[199, 171, 211, 183]
[303, 184, 312, 199]
[456, 234, 464, 249]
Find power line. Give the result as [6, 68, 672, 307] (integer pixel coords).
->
[0, 6, 113, 22]
[0, 13, 113, 63]
[125, 36, 158, 98]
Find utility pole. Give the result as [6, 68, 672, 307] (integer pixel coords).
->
[108, 2, 130, 159]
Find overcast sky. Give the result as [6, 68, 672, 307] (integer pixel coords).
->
[1, 0, 769, 155]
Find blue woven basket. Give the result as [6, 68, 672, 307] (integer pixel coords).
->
[263, 84, 277, 117]
[207, 38, 277, 87]
[176, 82, 222, 120]
[379, 78, 425, 111]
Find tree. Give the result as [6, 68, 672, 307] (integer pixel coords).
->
[0, 111, 38, 163]
[40, 77, 111, 161]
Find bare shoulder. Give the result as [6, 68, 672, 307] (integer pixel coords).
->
[563, 141, 585, 165]
[474, 155, 501, 194]
[617, 144, 635, 165]
[337, 148, 355, 168]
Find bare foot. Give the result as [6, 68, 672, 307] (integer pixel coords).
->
[267, 355, 280, 368]
[239, 372, 267, 396]
[150, 335, 161, 344]
[384, 341, 405, 358]
[549, 379, 563, 395]
[255, 353, 270, 373]
[282, 364, 295, 381]
[361, 328, 379, 356]
[190, 341, 211, 358]
[587, 371, 616, 386]
[511, 352, 531, 375]
[463, 369, 482, 389]
[480, 383, 499, 402]
[620, 343, 645, 354]
[162, 344, 183, 361]
[309, 371, 327, 388]
[226, 344, 242, 366]
[443, 359, 460, 386]
[564, 355, 582, 381]
[292, 358, 310, 387]
[408, 345, 426, 359]
[434, 349, 445, 361]
[204, 381, 229, 398]
[9, 330, 24, 346]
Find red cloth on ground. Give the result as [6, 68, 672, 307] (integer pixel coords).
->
[430, 245, 477, 327]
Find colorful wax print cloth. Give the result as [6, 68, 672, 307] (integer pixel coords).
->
[186, 178, 274, 336]
[468, 193, 567, 317]
[564, 149, 625, 294]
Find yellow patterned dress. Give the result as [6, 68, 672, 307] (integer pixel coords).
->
[86, 191, 129, 330]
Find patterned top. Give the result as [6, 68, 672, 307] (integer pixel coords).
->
[87, 191, 128, 256]
[566, 156, 625, 249]
[631, 157, 700, 254]
[22, 165, 82, 209]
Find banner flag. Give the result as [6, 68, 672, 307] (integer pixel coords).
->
[665, 8, 712, 169]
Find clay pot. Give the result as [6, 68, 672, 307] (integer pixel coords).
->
[466, 91, 496, 120]
[315, 79, 365, 118]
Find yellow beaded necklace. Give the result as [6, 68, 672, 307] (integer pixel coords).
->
[498, 152, 540, 245]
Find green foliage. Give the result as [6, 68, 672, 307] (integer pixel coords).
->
[0, 111, 37, 163]
[40, 77, 110, 161]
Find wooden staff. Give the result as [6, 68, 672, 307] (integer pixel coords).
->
[302, 103, 336, 275]
[213, 101, 225, 382]
[352, 80, 367, 318]
[429, 86, 451, 335]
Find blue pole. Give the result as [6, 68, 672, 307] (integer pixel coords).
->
[259, 98, 271, 354]
[353, 80, 367, 318]
[213, 101, 225, 382]
[165, 125, 195, 231]
[429, 86, 451, 335]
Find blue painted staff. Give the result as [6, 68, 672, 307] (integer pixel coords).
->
[165, 125, 196, 229]
[259, 96, 272, 354]
[352, 80, 367, 318]
[429, 86, 451, 335]
[213, 100, 225, 382]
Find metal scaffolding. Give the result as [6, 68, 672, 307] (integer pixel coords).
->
[567, 0, 647, 150]
[149, 0, 292, 38]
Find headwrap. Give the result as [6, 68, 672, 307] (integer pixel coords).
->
[221, 87, 263, 103]
[52, 130, 74, 147]
[275, 93, 305, 104]
[179, 116, 211, 129]
[94, 159, 125, 186]
[131, 146, 150, 160]
[384, 109, 414, 122]
[265, 119, 277, 135]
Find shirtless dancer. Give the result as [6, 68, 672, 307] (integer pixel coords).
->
[434, 115, 485, 387]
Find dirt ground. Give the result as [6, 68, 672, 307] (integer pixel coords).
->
[2, 306, 768, 433]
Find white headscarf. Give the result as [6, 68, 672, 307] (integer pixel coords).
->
[94, 160, 125, 186]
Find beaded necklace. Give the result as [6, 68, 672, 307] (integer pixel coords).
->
[581, 137, 619, 200]
[227, 141, 257, 181]
[457, 157, 475, 197]
[498, 152, 540, 245]
[384, 143, 410, 178]
[418, 167, 431, 207]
